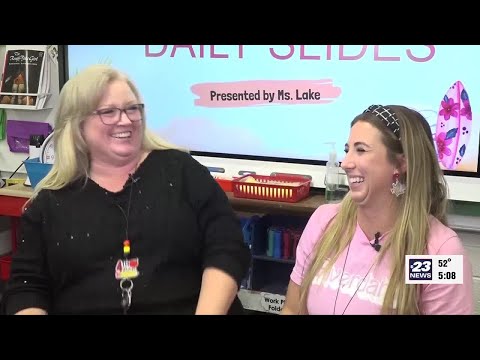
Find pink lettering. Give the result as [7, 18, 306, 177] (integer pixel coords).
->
[144, 45, 167, 57]
[270, 45, 295, 60]
[210, 45, 228, 59]
[339, 45, 367, 60]
[146, 45, 435, 63]
[238, 45, 244, 59]
[300, 45, 321, 60]
[171, 45, 196, 58]
[374, 45, 400, 61]
[406, 45, 435, 62]
[326, 45, 333, 60]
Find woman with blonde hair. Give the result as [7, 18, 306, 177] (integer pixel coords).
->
[281, 104, 473, 315]
[2, 64, 251, 315]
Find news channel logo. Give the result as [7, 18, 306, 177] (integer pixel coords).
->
[405, 255, 463, 284]
[408, 258, 432, 280]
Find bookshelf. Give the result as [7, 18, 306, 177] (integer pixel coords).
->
[225, 190, 325, 314]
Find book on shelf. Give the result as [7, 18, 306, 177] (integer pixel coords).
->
[0, 45, 53, 110]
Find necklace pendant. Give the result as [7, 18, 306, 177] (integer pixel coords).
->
[115, 257, 140, 280]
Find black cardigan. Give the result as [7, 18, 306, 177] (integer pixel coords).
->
[2, 149, 251, 314]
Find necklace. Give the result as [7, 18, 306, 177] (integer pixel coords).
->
[114, 172, 140, 314]
[332, 241, 377, 315]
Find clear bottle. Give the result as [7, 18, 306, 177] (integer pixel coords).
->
[324, 142, 341, 203]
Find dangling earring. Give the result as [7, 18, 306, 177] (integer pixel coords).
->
[390, 173, 406, 197]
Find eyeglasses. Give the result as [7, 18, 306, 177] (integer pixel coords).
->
[93, 103, 145, 125]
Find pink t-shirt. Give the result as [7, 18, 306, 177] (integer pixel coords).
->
[290, 203, 474, 315]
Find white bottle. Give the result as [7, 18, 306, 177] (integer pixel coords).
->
[29, 134, 45, 160]
[324, 142, 340, 203]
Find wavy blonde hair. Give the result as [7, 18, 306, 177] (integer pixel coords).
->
[299, 105, 449, 314]
[30, 64, 184, 200]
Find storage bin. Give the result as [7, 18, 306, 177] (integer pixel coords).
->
[214, 177, 234, 192]
[232, 174, 311, 203]
[23, 157, 52, 188]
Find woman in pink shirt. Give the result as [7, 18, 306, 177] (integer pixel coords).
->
[282, 105, 474, 315]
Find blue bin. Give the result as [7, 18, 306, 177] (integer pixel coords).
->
[23, 158, 53, 188]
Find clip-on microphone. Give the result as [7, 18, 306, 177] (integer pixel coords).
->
[371, 232, 381, 252]
[130, 176, 140, 184]
[127, 173, 140, 184]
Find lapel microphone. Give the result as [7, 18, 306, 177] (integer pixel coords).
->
[371, 232, 381, 252]
[128, 174, 140, 184]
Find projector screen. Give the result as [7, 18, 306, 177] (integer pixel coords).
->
[62, 45, 480, 202]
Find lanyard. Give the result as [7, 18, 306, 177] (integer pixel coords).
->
[115, 239, 139, 314]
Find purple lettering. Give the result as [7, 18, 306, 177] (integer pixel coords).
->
[210, 45, 228, 59]
[171, 45, 196, 58]
[144, 45, 167, 57]
[199, 45, 205, 58]
[406, 45, 435, 62]
[238, 45, 244, 59]
[270, 45, 295, 60]
[374, 46, 400, 61]
[339, 45, 367, 60]
[326, 45, 333, 60]
[300, 45, 321, 60]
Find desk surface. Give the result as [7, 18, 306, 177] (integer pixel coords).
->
[0, 183, 34, 198]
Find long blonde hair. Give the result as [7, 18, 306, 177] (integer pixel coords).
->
[299, 105, 449, 314]
[30, 64, 184, 201]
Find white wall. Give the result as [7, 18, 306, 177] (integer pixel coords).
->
[0, 45, 59, 178]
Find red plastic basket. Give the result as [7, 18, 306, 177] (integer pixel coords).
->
[232, 174, 311, 203]
[0, 255, 12, 281]
[214, 177, 234, 192]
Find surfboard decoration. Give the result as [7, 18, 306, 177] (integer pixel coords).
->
[435, 81, 472, 170]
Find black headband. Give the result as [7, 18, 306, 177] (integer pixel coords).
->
[363, 104, 401, 140]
